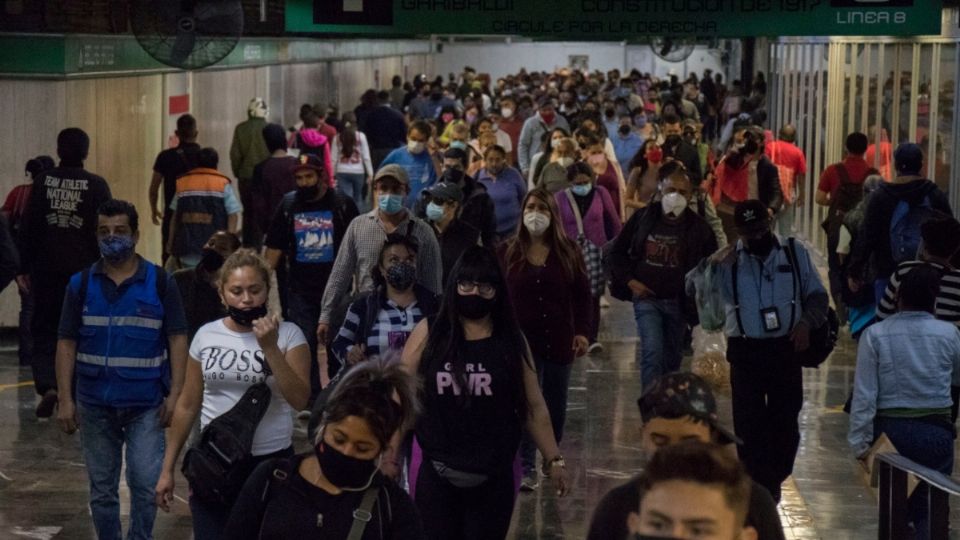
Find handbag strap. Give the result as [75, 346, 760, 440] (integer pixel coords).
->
[564, 189, 586, 237]
[731, 254, 746, 337]
[784, 238, 800, 331]
[347, 485, 381, 540]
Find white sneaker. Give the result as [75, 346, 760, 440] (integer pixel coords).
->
[520, 473, 540, 492]
[588, 342, 604, 354]
[600, 296, 611, 308]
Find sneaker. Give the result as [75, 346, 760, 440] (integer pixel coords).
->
[36, 390, 58, 419]
[599, 296, 610, 308]
[588, 342, 603, 354]
[520, 473, 540, 492]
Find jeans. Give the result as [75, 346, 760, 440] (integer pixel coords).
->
[634, 298, 685, 390]
[78, 403, 164, 540]
[876, 416, 954, 540]
[588, 295, 601, 344]
[776, 203, 796, 237]
[336, 172, 368, 213]
[18, 287, 33, 366]
[31, 271, 71, 396]
[287, 290, 323, 398]
[415, 459, 516, 540]
[727, 336, 802, 502]
[520, 357, 573, 475]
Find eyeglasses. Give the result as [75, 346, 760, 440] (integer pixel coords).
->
[457, 280, 496, 298]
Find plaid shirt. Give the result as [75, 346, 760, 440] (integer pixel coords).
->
[319, 209, 442, 323]
[330, 296, 424, 370]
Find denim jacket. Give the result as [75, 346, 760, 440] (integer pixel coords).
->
[848, 311, 960, 455]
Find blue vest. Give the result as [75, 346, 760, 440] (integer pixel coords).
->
[72, 263, 170, 408]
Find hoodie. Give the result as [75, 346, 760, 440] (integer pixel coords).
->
[849, 178, 951, 281]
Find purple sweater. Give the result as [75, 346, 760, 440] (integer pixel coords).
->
[555, 186, 623, 247]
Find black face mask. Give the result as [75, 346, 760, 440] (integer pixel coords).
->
[227, 304, 268, 327]
[297, 183, 320, 200]
[442, 167, 465, 185]
[457, 293, 495, 320]
[604, 108, 616, 118]
[315, 437, 379, 491]
[618, 125, 632, 136]
[197, 248, 225, 275]
[386, 262, 417, 291]
[745, 231, 775, 257]
[664, 134, 682, 148]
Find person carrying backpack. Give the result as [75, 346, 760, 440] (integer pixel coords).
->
[847, 142, 952, 304]
[815, 132, 874, 316]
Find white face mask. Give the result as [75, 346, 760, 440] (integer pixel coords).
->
[501, 107, 514, 119]
[557, 157, 574, 168]
[523, 211, 550, 236]
[661, 192, 688, 217]
[407, 140, 426, 154]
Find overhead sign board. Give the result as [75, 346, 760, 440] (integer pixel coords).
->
[286, 0, 942, 38]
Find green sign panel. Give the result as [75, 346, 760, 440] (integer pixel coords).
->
[286, 0, 942, 38]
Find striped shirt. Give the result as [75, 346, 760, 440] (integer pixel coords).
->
[330, 296, 424, 370]
[319, 209, 442, 323]
[877, 261, 960, 324]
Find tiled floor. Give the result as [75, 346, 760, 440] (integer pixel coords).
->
[0, 297, 948, 539]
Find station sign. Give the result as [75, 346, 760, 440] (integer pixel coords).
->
[286, 0, 943, 38]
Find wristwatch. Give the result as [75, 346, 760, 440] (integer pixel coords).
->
[548, 455, 566, 468]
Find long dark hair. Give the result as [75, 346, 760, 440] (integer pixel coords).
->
[504, 188, 585, 282]
[422, 246, 531, 417]
[340, 123, 358, 159]
[532, 127, 570, 186]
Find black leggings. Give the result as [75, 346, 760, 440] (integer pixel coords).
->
[415, 460, 516, 540]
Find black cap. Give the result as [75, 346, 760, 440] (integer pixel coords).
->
[638, 372, 742, 445]
[734, 200, 770, 233]
[291, 153, 325, 175]
[427, 181, 464, 203]
[894, 142, 924, 176]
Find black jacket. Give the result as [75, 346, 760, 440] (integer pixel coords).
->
[849, 179, 951, 281]
[435, 219, 481, 287]
[607, 204, 718, 322]
[664, 139, 704, 184]
[416, 176, 496, 248]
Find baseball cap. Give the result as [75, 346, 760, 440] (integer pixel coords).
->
[638, 372, 742, 445]
[427, 181, 464, 203]
[291, 154, 324, 174]
[734, 200, 770, 234]
[894, 142, 923, 176]
[374, 164, 410, 186]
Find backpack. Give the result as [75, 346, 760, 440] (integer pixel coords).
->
[890, 195, 934, 264]
[182, 380, 273, 506]
[821, 164, 874, 239]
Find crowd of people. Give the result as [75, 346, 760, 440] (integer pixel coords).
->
[2, 62, 956, 540]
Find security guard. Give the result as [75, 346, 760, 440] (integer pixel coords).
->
[713, 199, 828, 502]
[55, 199, 188, 540]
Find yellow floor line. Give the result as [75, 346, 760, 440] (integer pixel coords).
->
[0, 381, 34, 392]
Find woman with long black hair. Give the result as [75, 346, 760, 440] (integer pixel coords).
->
[401, 246, 570, 540]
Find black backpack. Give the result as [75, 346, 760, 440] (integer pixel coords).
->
[182, 379, 273, 506]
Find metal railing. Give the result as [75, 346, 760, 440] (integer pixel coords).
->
[877, 452, 960, 540]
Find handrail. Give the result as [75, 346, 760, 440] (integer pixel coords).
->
[876, 452, 957, 540]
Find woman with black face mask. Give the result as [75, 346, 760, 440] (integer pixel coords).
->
[331, 234, 440, 374]
[172, 230, 241, 341]
[223, 360, 426, 539]
[401, 246, 571, 540]
[156, 249, 311, 539]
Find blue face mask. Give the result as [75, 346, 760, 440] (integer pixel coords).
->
[378, 193, 405, 214]
[449, 140, 467, 150]
[99, 234, 135, 264]
[426, 202, 446, 222]
[571, 184, 593, 197]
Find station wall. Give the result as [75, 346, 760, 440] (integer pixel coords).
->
[433, 41, 729, 82]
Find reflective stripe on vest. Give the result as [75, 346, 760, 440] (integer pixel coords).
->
[81, 315, 163, 330]
[77, 352, 166, 368]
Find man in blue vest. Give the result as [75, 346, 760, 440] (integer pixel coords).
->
[55, 199, 188, 540]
